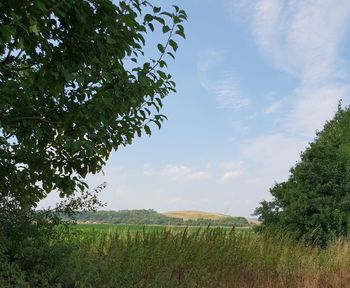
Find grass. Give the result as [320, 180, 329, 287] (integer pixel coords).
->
[60, 227, 350, 287]
[72, 223, 242, 234]
[3, 225, 350, 287]
[162, 210, 230, 220]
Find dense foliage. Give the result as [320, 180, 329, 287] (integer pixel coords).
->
[68, 209, 249, 227]
[0, 1, 187, 284]
[0, 0, 186, 208]
[255, 105, 350, 246]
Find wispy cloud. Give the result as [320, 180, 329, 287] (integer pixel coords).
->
[228, 0, 350, 136]
[214, 74, 250, 110]
[219, 161, 244, 170]
[263, 98, 286, 114]
[250, 0, 350, 83]
[217, 161, 244, 184]
[198, 50, 250, 111]
[230, 120, 249, 135]
[144, 164, 211, 181]
[218, 170, 243, 184]
[146, 161, 246, 185]
[286, 85, 350, 136]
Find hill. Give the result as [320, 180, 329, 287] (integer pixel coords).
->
[65, 209, 248, 227]
[162, 210, 230, 220]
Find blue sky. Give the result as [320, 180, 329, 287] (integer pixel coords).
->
[40, 0, 350, 217]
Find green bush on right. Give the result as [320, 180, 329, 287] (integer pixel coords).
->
[255, 103, 350, 246]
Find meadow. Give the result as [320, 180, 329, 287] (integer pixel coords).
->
[71, 226, 350, 288]
[5, 224, 350, 288]
[72, 223, 247, 234]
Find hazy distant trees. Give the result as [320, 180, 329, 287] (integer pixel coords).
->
[70, 209, 249, 227]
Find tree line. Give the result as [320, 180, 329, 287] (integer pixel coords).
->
[67, 209, 249, 227]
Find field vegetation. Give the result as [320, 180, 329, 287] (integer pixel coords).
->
[2, 225, 350, 287]
[162, 210, 231, 220]
[72, 223, 247, 235]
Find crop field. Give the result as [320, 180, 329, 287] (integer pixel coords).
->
[161, 210, 230, 220]
[72, 223, 249, 234]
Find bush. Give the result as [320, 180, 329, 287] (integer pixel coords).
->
[255, 104, 350, 246]
[0, 200, 75, 286]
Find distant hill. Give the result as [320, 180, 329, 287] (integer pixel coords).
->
[65, 209, 248, 227]
[162, 210, 230, 220]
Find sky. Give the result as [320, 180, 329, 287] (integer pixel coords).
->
[40, 0, 350, 218]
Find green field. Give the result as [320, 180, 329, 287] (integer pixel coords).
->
[72, 223, 250, 235]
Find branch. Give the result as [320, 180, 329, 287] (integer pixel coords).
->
[149, 19, 176, 72]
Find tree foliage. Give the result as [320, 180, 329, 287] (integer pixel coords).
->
[0, 0, 187, 208]
[255, 104, 350, 246]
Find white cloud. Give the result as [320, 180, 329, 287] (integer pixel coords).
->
[143, 164, 154, 175]
[228, 0, 350, 137]
[198, 50, 250, 110]
[197, 50, 224, 79]
[212, 73, 250, 110]
[242, 133, 306, 182]
[264, 98, 286, 114]
[218, 170, 243, 184]
[219, 161, 244, 170]
[286, 85, 350, 136]
[249, 0, 350, 83]
[231, 120, 249, 135]
[144, 164, 211, 181]
[218, 161, 244, 184]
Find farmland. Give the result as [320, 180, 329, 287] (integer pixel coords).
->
[3, 224, 350, 287]
[72, 223, 250, 234]
[162, 210, 231, 220]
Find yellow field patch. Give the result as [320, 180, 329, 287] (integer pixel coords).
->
[161, 210, 231, 220]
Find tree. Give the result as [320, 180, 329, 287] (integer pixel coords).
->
[255, 104, 350, 246]
[0, 0, 187, 208]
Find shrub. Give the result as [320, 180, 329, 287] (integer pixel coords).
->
[255, 104, 350, 246]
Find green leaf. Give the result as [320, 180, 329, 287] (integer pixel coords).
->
[144, 125, 151, 136]
[169, 39, 178, 52]
[167, 51, 175, 60]
[148, 23, 154, 32]
[175, 25, 186, 39]
[144, 14, 153, 22]
[157, 44, 165, 53]
[106, 36, 116, 44]
[153, 6, 161, 13]
[157, 70, 167, 79]
[162, 25, 171, 34]
[29, 24, 39, 36]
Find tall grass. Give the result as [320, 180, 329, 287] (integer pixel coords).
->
[57, 227, 350, 288]
[2, 226, 350, 287]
